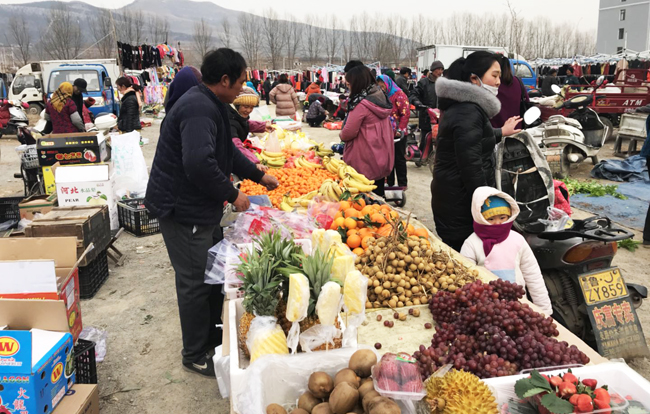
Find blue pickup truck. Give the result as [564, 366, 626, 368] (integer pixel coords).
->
[510, 59, 537, 90]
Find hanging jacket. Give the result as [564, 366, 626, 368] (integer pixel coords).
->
[145, 84, 264, 226]
[340, 86, 394, 181]
[269, 83, 299, 117]
[117, 91, 141, 132]
[431, 77, 503, 248]
[460, 187, 553, 316]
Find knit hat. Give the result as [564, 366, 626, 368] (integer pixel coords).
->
[481, 196, 512, 220]
[233, 86, 259, 107]
[430, 61, 444, 71]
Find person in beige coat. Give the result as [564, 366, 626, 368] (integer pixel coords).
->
[269, 73, 299, 119]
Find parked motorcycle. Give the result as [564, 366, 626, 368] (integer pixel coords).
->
[404, 107, 439, 172]
[527, 78, 610, 178]
[496, 118, 647, 352]
[0, 99, 29, 137]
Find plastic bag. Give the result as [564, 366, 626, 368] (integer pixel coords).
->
[538, 207, 573, 232]
[308, 200, 341, 229]
[235, 347, 368, 414]
[246, 316, 289, 363]
[265, 130, 281, 152]
[111, 131, 149, 198]
[299, 281, 343, 352]
[342, 270, 368, 348]
[285, 273, 310, 354]
[212, 345, 231, 398]
[79, 327, 108, 362]
[205, 239, 243, 285]
[250, 106, 271, 122]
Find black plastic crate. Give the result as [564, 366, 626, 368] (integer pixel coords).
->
[74, 339, 98, 384]
[117, 198, 160, 237]
[79, 249, 109, 299]
[0, 196, 22, 223]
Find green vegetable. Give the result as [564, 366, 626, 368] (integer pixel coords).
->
[562, 178, 627, 199]
[618, 239, 641, 252]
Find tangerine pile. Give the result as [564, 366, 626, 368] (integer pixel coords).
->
[330, 200, 430, 254]
[239, 167, 338, 208]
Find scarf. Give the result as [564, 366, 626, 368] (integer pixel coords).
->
[347, 84, 374, 112]
[378, 74, 400, 98]
[473, 221, 512, 257]
[50, 82, 73, 113]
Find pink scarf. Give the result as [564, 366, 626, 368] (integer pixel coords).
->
[473, 221, 512, 256]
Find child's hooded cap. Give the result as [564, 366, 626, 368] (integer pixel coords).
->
[481, 196, 512, 220]
[472, 187, 520, 225]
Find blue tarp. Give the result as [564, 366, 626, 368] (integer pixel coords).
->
[572, 181, 650, 230]
[591, 155, 648, 182]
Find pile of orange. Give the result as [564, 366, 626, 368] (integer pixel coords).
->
[329, 200, 430, 254]
[239, 167, 338, 208]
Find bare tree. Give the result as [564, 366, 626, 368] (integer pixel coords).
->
[285, 15, 303, 67]
[342, 17, 356, 62]
[303, 14, 323, 65]
[193, 18, 213, 60]
[324, 15, 340, 64]
[90, 9, 115, 58]
[118, 9, 145, 44]
[238, 13, 262, 67]
[6, 13, 31, 65]
[148, 15, 169, 44]
[261, 9, 286, 69]
[40, 3, 82, 60]
[219, 20, 232, 48]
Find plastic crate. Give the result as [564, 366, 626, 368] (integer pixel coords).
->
[117, 198, 160, 237]
[0, 196, 23, 223]
[74, 339, 98, 384]
[79, 249, 109, 299]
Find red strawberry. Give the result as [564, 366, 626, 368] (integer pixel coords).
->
[593, 388, 610, 405]
[400, 380, 423, 393]
[377, 377, 400, 391]
[541, 374, 550, 382]
[558, 382, 577, 398]
[593, 398, 611, 414]
[576, 394, 593, 412]
[581, 379, 597, 390]
[569, 394, 580, 406]
[550, 376, 563, 388]
[562, 372, 579, 385]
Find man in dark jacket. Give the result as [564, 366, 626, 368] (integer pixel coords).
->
[71, 78, 87, 120]
[410, 61, 444, 152]
[541, 69, 559, 96]
[396, 67, 411, 94]
[564, 67, 580, 86]
[263, 77, 272, 105]
[145, 48, 279, 377]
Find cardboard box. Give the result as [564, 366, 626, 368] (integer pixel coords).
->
[43, 163, 60, 195]
[55, 163, 118, 230]
[19, 194, 58, 220]
[24, 206, 112, 266]
[37, 132, 109, 167]
[0, 299, 75, 414]
[52, 384, 99, 414]
[0, 237, 83, 341]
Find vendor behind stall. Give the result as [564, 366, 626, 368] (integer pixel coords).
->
[229, 85, 271, 166]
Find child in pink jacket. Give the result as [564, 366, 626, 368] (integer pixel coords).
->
[460, 186, 553, 315]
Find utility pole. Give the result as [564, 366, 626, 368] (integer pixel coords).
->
[109, 10, 121, 68]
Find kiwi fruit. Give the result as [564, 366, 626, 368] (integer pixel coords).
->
[291, 410, 309, 414]
[312, 402, 333, 414]
[358, 381, 375, 399]
[308, 372, 334, 399]
[368, 397, 401, 414]
[298, 391, 322, 413]
[360, 377, 373, 385]
[362, 391, 381, 412]
[348, 350, 377, 378]
[328, 382, 359, 414]
[266, 403, 287, 414]
[333, 368, 360, 389]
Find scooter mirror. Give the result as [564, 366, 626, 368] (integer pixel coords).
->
[596, 75, 605, 87]
[551, 84, 562, 94]
[523, 106, 542, 126]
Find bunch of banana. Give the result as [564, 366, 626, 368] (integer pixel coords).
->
[312, 142, 334, 158]
[342, 175, 377, 193]
[259, 150, 286, 168]
[336, 165, 374, 186]
[318, 179, 343, 202]
[323, 156, 345, 175]
[280, 190, 320, 211]
[294, 156, 322, 170]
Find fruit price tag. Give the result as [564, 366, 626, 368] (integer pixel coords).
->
[578, 268, 649, 359]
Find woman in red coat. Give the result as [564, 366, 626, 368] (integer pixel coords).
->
[377, 74, 410, 188]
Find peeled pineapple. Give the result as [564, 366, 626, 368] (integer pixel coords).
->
[311, 229, 326, 252]
[286, 273, 309, 322]
[344, 270, 368, 315]
[323, 230, 342, 252]
[331, 255, 355, 284]
[247, 316, 289, 362]
[316, 281, 343, 326]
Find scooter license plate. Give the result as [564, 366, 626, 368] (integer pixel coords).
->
[578, 267, 628, 305]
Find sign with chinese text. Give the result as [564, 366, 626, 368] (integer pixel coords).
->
[579, 268, 649, 359]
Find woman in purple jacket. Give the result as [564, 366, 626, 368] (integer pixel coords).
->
[340, 66, 394, 197]
[491, 55, 530, 131]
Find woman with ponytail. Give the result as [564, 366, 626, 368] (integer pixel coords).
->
[431, 51, 522, 251]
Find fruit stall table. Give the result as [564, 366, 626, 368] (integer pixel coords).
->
[221, 215, 606, 414]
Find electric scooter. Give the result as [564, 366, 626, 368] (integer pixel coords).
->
[404, 107, 439, 173]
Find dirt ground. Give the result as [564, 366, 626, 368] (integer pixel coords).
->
[0, 105, 649, 413]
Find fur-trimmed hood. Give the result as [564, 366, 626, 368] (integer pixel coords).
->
[436, 77, 501, 118]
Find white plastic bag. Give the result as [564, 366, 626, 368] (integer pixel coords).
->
[342, 270, 368, 348]
[538, 207, 573, 232]
[213, 345, 231, 398]
[79, 327, 108, 362]
[205, 239, 243, 285]
[111, 131, 149, 198]
[250, 106, 271, 122]
[265, 130, 281, 152]
[285, 273, 310, 354]
[299, 281, 343, 352]
[246, 316, 289, 363]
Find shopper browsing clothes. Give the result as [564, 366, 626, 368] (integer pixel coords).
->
[145, 48, 280, 377]
[460, 187, 553, 315]
[340, 65, 394, 198]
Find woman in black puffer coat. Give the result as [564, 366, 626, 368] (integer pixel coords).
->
[431, 51, 522, 251]
[116, 77, 141, 132]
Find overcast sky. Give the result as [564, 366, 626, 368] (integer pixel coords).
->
[0, 0, 600, 31]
